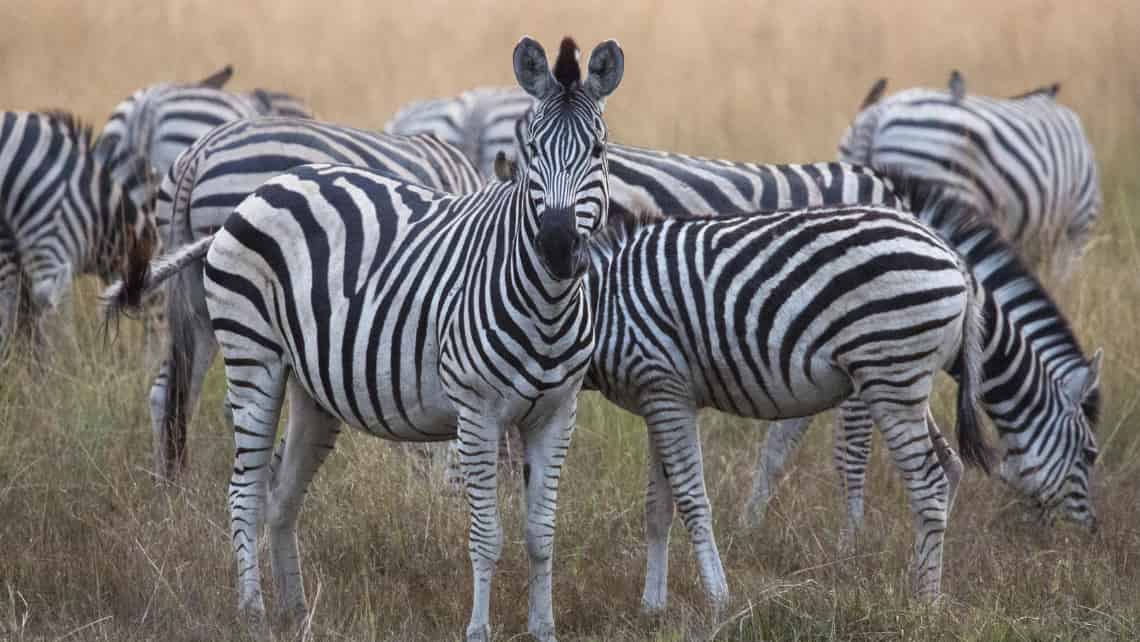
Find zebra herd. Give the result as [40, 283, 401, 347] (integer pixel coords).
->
[0, 34, 1105, 641]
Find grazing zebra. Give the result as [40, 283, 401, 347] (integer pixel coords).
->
[0, 111, 156, 356]
[837, 73, 1101, 278]
[581, 197, 991, 609]
[94, 65, 312, 210]
[105, 36, 623, 641]
[384, 86, 534, 179]
[122, 115, 482, 481]
[746, 187, 1102, 535]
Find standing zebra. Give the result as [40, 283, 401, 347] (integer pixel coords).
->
[94, 65, 312, 210]
[384, 86, 534, 179]
[581, 198, 990, 608]
[105, 36, 623, 641]
[745, 187, 1102, 536]
[838, 73, 1101, 278]
[121, 116, 482, 480]
[0, 111, 155, 357]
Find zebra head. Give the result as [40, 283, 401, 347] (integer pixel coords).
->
[94, 86, 163, 211]
[513, 36, 623, 280]
[1000, 350, 1103, 531]
[837, 77, 888, 165]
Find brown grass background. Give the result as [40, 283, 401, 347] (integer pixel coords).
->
[1, 1, 1138, 640]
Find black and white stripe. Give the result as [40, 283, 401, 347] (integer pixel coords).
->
[105, 37, 623, 642]
[749, 188, 1102, 535]
[94, 65, 311, 210]
[123, 116, 482, 480]
[584, 200, 990, 609]
[0, 111, 155, 356]
[384, 86, 534, 180]
[838, 73, 1101, 277]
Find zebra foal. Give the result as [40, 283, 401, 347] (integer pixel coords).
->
[106, 36, 623, 641]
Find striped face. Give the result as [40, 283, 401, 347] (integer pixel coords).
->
[521, 94, 610, 279]
[512, 36, 623, 281]
[1000, 357, 1102, 531]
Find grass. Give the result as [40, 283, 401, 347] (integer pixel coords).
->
[1, 1, 1139, 640]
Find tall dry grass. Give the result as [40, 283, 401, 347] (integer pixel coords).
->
[0, 1, 1138, 640]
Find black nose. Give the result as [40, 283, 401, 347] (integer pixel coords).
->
[536, 209, 583, 280]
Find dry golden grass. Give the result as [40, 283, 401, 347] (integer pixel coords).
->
[1, 1, 1138, 640]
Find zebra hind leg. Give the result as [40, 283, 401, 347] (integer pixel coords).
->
[150, 314, 218, 482]
[267, 379, 341, 627]
[224, 357, 288, 637]
[833, 398, 874, 552]
[926, 408, 963, 518]
[741, 416, 812, 528]
[864, 393, 950, 601]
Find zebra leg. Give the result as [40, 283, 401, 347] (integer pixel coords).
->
[642, 399, 729, 612]
[741, 416, 813, 528]
[864, 396, 949, 601]
[457, 410, 505, 642]
[267, 379, 341, 626]
[519, 401, 576, 642]
[926, 409, 963, 518]
[641, 436, 674, 614]
[225, 358, 288, 635]
[834, 398, 874, 551]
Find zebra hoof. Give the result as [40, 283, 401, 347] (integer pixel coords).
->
[528, 621, 557, 642]
[465, 623, 492, 642]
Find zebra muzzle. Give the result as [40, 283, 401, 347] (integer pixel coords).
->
[536, 208, 587, 280]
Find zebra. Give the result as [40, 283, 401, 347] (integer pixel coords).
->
[94, 64, 312, 211]
[837, 72, 1101, 278]
[0, 111, 156, 357]
[580, 196, 991, 609]
[384, 86, 534, 180]
[104, 36, 624, 641]
[745, 186, 1102, 536]
[119, 115, 482, 481]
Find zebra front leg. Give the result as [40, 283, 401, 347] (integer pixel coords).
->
[869, 400, 950, 601]
[519, 400, 576, 642]
[225, 359, 288, 636]
[458, 410, 505, 642]
[641, 435, 674, 614]
[741, 416, 813, 528]
[643, 399, 729, 612]
[267, 379, 341, 627]
[834, 398, 874, 551]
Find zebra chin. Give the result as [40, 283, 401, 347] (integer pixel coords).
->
[536, 208, 589, 280]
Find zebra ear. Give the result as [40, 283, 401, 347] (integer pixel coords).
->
[860, 78, 888, 109]
[583, 40, 624, 103]
[199, 65, 234, 89]
[949, 70, 966, 101]
[1066, 348, 1103, 405]
[514, 37, 559, 100]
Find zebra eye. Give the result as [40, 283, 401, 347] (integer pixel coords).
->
[1083, 446, 1098, 465]
[591, 142, 604, 159]
[527, 141, 539, 159]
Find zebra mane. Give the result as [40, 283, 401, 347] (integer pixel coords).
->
[1010, 83, 1061, 100]
[39, 110, 95, 150]
[552, 37, 581, 89]
[905, 181, 1094, 409]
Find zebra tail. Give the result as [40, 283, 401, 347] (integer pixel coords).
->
[101, 235, 215, 324]
[955, 270, 995, 474]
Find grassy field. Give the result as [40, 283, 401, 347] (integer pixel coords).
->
[1, 1, 1139, 640]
